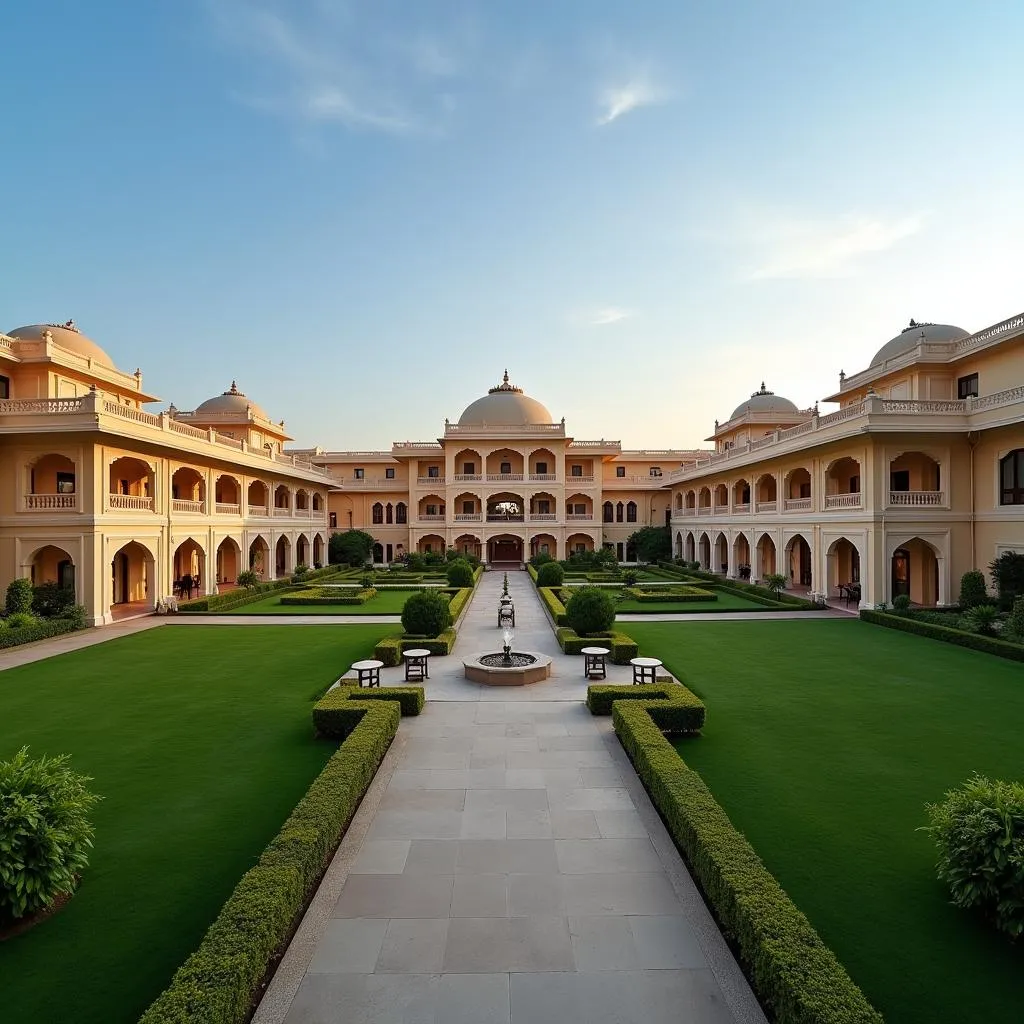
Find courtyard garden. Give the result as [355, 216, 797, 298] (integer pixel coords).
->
[627, 617, 1024, 1024]
[226, 587, 429, 615]
[0, 623, 388, 1024]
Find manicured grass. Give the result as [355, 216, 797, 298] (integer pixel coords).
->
[627, 619, 1024, 1024]
[225, 588, 422, 615]
[0, 623, 388, 1024]
[614, 590, 770, 613]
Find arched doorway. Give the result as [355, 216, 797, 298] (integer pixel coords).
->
[216, 537, 241, 586]
[733, 533, 750, 578]
[249, 535, 270, 577]
[275, 535, 291, 576]
[296, 533, 310, 568]
[313, 533, 325, 567]
[173, 538, 206, 597]
[372, 542, 385, 563]
[713, 532, 728, 574]
[674, 532, 683, 559]
[756, 533, 776, 577]
[684, 532, 696, 562]
[827, 538, 861, 595]
[891, 537, 942, 606]
[489, 534, 524, 565]
[111, 541, 155, 614]
[29, 545, 76, 596]
[456, 534, 483, 560]
[698, 532, 711, 569]
[786, 534, 812, 587]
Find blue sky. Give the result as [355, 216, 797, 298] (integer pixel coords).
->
[3, 1, 1023, 450]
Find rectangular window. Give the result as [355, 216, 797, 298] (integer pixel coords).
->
[462, 501, 474, 514]
[571, 465, 582, 477]
[0, 375, 9, 399]
[385, 467, 395, 479]
[649, 467, 662, 477]
[427, 466, 439, 478]
[616, 466, 625, 477]
[329, 512, 338, 528]
[535, 461, 548, 474]
[354, 468, 364, 479]
[572, 503, 586, 515]
[56, 472, 75, 494]
[849, 475, 860, 494]
[500, 461, 511, 474]
[891, 470, 910, 492]
[957, 373, 979, 399]
[462, 462, 475, 475]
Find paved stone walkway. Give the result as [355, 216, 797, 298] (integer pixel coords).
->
[254, 571, 767, 1024]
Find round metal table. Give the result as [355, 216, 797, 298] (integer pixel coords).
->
[402, 648, 430, 683]
[580, 646, 610, 680]
[351, 659, 384, 688]
[630, 656, 662, 686]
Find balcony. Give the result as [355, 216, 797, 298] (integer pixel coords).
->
[732, 502, 750, 514]
[529, 513, 558, 522]
[25, 493, 76, 511]
[678, 507, 696, 517]
[418, 514, 446, 523]
[271, 506, 290, 517]
[486, 473, 524, 483]
[486, 513, 524, 522]
[248, 504, 270, 517]
[110, 494, 154, 511]
[172, 499, 205, 514]
[566, 513, 594, 522]
[566, 475, 595, 485]
[697, 506, 713, 516]
[713, 504, 728, 515]
[889, 490, 945, 507]
[824, 493, 862, 510]
[417, 476, 445, 486]
[755, 500, 777, 513]
[529, 474, 557, 482]
[454, 474, 482, 483]
[453, 513, 482, 522]
[784, 497, 812, 512]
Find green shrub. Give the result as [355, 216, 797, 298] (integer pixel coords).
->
[5, 577, 34, 615]
[400, 629, 456, 656]
[314, 686, 424, 731]
[612, 702, 882, 1023]
[139, 701, 398, 1024]
[963, 604, 999, 636]
[958, 570, 988, 609]
[860, 609, 1024, 662]
[279, 587, 375, 606]
[539, 587, 568, 625]
[0, 747, 102, 926]
[565, 586, 616, 636]
[328, 529, 375, 568]
[622, 586, 717, 603]
[623, 569, 639, 587]
[5, 611, 38, 629]
[406, 552, 426, 572]
[763, 573, 787, 597]
[0, 617, 83, 650]
[292, 563, 309, 579]
[374, 636, 403, 666]
[529, 551, 553, 567]
[586, 683, 706, 730]
[556, 627, 638, 663]
[236, 570, 260, 590]
[447, 587, 472, 622]
[446, 558, 474, 588]
[989, 550, 1024, 610]
[1007, 596, 1024, 640]
[922, 774, 1024, 940]
[892, 594, 911, 615]
[401, 589, 453, 637]
[536, 561, 564, 587]
[31, 582, 76, 619]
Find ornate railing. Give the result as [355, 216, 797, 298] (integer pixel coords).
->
[453, 474, 482, 483]
[732, 502, 750, 514]
[784, 497, 812, 511]
[824, 493, 862, 509]
[25, 493, 76, 510]
[0, 397, 86, 415]
[248, 504, 270, 517]
[889, 490, 944, 506]
[172, 499, 205, 514]
[453, 513, 482, 522]
[486, 473, 524, 483]
[219, 502, 243, 514]
[271, 506, 290, 517]
[529, 513, 558, 521]
[418, 514, 447, 523]
[529, 474, 558, 482]
[417, 476, 445, 486]
[486, 513, 524, 522]
[109, 494, 154, 511]
[755, 499, 777, 513]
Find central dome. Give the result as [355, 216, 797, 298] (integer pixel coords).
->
[194, 381, 269, 420]
[7, 321, 115, 369]
[458, 371, 553, 426]
[730, 383, 799, 421]
[871, 320, 970, 366]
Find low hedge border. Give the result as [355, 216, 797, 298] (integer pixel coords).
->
[654, 562, 818, 610]
[555, 627, 638, 664]
[279, 587, 376, 606]
[138, 699, 401, 1024]
[373, 628, 458, 666]
[0, 616, 84, 650]
[538, 586, 568, 625]
[613, 701, 882, 1024]
[623, 586, 717, 603]
[178, 568, 346, 613]
[586, 682, 706, 731]
[314, 685, 425, 730]
[447, 587, 473, 623]
[860, 608, 1024, 662]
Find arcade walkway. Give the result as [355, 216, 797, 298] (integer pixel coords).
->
[254, 571, 765, 1024]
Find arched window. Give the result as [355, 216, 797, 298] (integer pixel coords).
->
[626, 501, 637, 523]
[1000, 449, 1024, 505]
[372, 502, 384, 524]
[616, 502, 624, 523]
[603, 501, 614, 523]
[395, 502, 407, 524]
[386, 502, 393, 524]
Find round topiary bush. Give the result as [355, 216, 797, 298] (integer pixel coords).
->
[923, 773, 1024, 940]
[446, 558, 474, 588]
[958, 570, 988, 609]
[564, 585, 616, 636]
[536, 561, 564, 587]
[5, 577, 34, 616]
[0, 747, 102, 928]
[5, 612, 38, 630]
[401, 589, 453, 637]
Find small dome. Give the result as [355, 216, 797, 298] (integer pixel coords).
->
[730, 383, 799, 422]
[871, 320, 970, 366]
[194, 381, 269, 420]
[7, 321, 115, 368]
[458, 371, 554, 426]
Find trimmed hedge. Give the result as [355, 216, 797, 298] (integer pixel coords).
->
[279, 587, 376, 606]
[527, 564, 539, 583]
[373, 628, 458, 666]
[613, 701, 882, 1024]
[0, 616, 83, 650]
[314, 685, 425, 731]
[587, 682, 706, 731]
[374, 636, 403, 666]
[447, 587, 473, 622]
[623, 586, 717, 603]
[538, 586, 568, 625]
[138, 700, 400, 1024]
[860, 609, 1024, 663]
[556, 627, 639, 664]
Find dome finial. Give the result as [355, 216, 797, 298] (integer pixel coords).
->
[503, 368, 509, 385]
[751, 382, 775, 398]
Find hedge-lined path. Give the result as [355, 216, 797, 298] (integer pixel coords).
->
[617, 609, 839, 622]
[255, 696, 766, 1024]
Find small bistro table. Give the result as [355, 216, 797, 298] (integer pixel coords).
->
[581, 646, 609, 680]
[402, 648, 431, 683]
[630, 656, 663, 686]
[351, 659, 384, 688]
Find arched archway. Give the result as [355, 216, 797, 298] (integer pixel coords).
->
[171, 467, 206, 512]
[312, 533, 325, 568]
[456, 534, 483, 560]
[698, 532, 711, 568]
[684, 532, 696, 562]
[110, 540, 156, 614]
[785, 533, 812, 587]
[732, 478, 751, 510]
[418, 534, 446, 555]
[826, 537, 862, 600]
[453, 448, 483, 480]
[173, 538, 206, 597]
[755, 533, 776, 578]
[674, 532, 683, 559]
[566, 533, 595, 557]
[889, 536, 944, 606]
[296, 533, 310, 568]
[488, 533, 524, 565]
[275, 535, 292, 576]
[27, 453, 77, 509]
[215, 474, 241, 510]
[216, 537, 241, 586]
[713, 532, 728, 573]
[247, 480, 270, 515]
[372, 542, 385, 563]
[109, 457, 154, 510]
[28, 544, 76, 596]
[732, 532, 751, 578]
[249, 535, 270, 577]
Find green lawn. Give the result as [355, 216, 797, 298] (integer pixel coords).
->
[627, 619, 1024, 1024]
[226, 588, 422, 615]
[0, 623, 387, 1024]
[614, 590, 771, 613]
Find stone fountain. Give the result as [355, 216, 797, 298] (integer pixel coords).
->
[463, 625, 553, 686]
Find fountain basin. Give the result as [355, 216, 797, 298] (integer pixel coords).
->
[464, 651, 553, 686]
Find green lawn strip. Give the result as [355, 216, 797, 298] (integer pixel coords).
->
[220, 589, 420, 615]
[0, 623, 388, 1024]
[627, 618, 1024, 1024]
[615, 590, 769, 613]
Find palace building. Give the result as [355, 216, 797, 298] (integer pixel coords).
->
[1, 308, 1022, 621]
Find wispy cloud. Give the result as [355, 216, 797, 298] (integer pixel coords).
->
[747, 213, 927, 279]
[596, 76, 666, 125]
[203, 1, 465, 135]
[569, 307, 633, 327]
